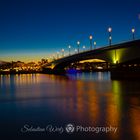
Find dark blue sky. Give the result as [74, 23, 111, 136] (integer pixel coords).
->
[0, 0, 140, 62]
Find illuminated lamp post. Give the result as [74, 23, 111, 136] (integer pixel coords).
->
[75, 49, 78, 54]
[68, 45, 71, 56]
[108, 27, 112, 46]
[77, 41, 80, 53]
[94, 41, 96, 49]
[62, 49, 64, 57]
[83, 45, 86, 52]
[131, 28, 135, 40]
[89, 35, 93, 50]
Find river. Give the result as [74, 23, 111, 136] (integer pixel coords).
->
[0, 72, 140, 140]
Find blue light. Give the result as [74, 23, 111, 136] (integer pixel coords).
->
[66, 69, 82, 74]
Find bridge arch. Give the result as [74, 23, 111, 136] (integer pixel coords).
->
[43, 40, 140, 72]
[53, 57, 110, 70]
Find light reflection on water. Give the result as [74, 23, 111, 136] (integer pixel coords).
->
[0, 73, 140, 140]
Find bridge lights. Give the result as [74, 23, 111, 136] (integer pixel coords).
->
[109, 36, 112, 40]
[131, 28, 135, 40]
[68, 45, 71, 56]
[89, 35, 93, 50]
[77, 41, 80, 53]
[108, 27, 112, 46]
[62, 49, 64, 57]
[94, 41, 96, 49]
[83, 45, 86, 52]
[75, 49, 78, 54]
[108, 27, 112, 33]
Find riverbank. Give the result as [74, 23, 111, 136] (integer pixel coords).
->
[0, 70, 40, 75]
[1, 68, 140, 80]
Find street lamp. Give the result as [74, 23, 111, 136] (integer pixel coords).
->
[68, 45, 71, 56]
[108, 27, 112, 46]
[131, 28, 135, 40]
[94, 41, 96, 49]
[89, 35, 93, 50]
[62, 49, 64, 57]
[83, 45, 86, 52]
[77, 41, 80, 53]
[75, 49, 78, 54]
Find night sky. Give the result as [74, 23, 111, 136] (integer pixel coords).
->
[0, 0, 140, 62]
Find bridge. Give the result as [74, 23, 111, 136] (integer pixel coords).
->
[42, 39, 140, 79]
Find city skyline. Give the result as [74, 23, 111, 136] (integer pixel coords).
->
[0, 0, 140, 62]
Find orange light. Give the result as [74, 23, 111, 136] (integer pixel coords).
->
[89, 35, 93, 40]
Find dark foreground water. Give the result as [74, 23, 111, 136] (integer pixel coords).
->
[0, 72, 140, 140]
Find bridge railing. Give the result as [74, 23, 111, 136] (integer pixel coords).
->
[50, 39, 140, 62]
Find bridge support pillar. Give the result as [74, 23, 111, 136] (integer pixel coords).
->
[110, 64, 140, 79]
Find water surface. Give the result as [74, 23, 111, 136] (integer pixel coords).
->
[0, 72, 140, 140]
